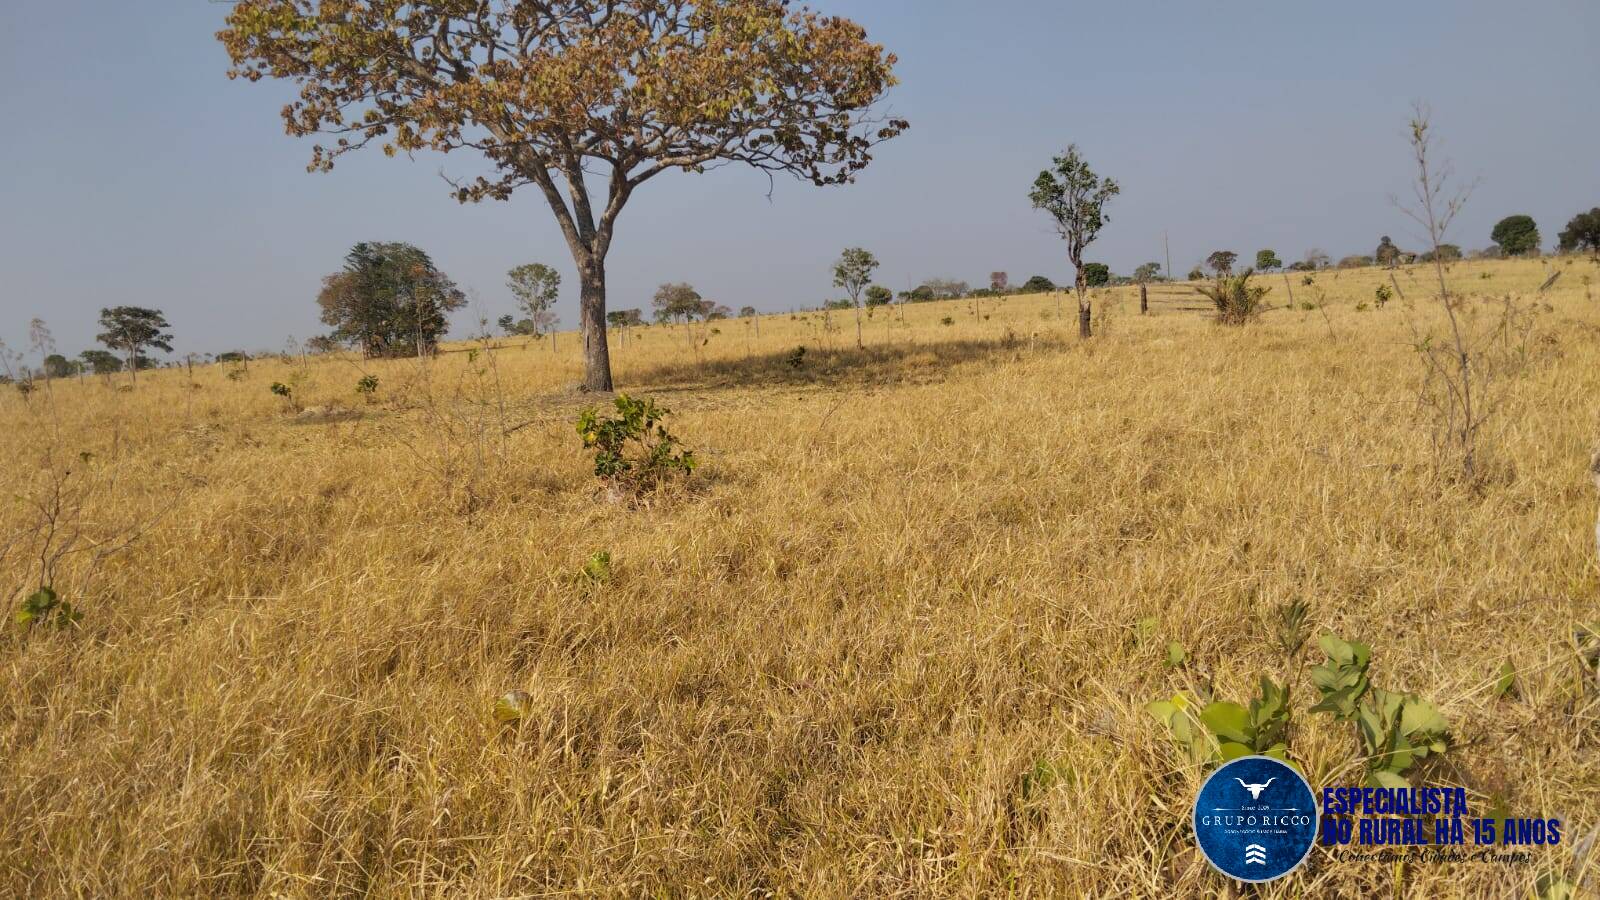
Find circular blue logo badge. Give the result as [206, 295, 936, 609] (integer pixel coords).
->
[1193, 756, 1318, 883]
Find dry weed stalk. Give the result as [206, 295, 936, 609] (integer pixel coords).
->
[1395, 104, 1539, 482]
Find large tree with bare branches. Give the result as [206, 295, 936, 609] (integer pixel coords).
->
[219, 1, 906, 390]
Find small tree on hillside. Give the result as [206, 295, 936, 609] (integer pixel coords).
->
[832, 247, 878, 346]
[1255, 249, 1282, 270]
[1030, 144, 1120, 337]
[652, 283, 703, 325]
[220, 1, 906, 393]
[865, 286, 894, 307]
[317, 242, 465, 358]
[990, 272, 1009, 294]
[1133, 262, 1162, 283]
[507, 263, 562, 341]
[1558, 208, 1600, 257]
[79, 350, 122, 376]
[653, 282, 705, 351]
[1491, 215, 1541, 256]
[42, 355, 76, 379]
[1206, 251, 1238, 275]
[1083, 263, 1110, 287]
[1375, 235, 1402, 268]
[1020, 275, 1057, 294]
[96, 306, 173, 382]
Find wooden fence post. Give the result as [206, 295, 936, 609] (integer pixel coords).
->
[1140, 283, 1149, 315]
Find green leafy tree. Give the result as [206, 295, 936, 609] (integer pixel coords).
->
[1030, 145, 1120, 337]
[42, 354, 76, 379]
[499, 314, 540, 336]
[1020, 275, 1057, 294]
[220, 1, 906, 393]
[1375, 235, 1402, 268]
[651, 283, 703, 325]
[1133, 262, 1162, 283]
[832, 247, 879, 346]
[864, 286, 893, 307]
[1083, 262, 1110, 287]
[507, 263, 561, 337]
[1255, 249, 1282, 270]
[1206, 250, 1238, 275]
[317, 242, 465, 357]
[96, 306, 173, 382]
[79, 350, 123, 375]
[1490, 215, 1541, 256]
[1558, 208, 1600, 256]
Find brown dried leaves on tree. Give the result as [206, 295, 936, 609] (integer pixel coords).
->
[219, 1, 907, 390]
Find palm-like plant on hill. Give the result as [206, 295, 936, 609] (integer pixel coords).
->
[1194, 269, 1271, 325]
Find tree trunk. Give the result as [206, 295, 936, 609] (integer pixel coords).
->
[579, 264, 613, 392]
[1076, 276, 1092, 339]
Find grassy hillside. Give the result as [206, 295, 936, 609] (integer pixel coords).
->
[3, 256, 1599, 896]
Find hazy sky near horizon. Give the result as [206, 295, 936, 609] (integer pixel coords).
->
[3, 0, 1598, 359]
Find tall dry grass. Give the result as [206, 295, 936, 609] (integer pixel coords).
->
[2, 256, 1599, 897]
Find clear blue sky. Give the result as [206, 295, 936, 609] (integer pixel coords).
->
[3, 1, 1597, 359]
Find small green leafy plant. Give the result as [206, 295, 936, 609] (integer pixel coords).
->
[576, 394, 696, 492]
[786, 346, 806, 369]
[15, 586, 81, 630]
[1147, 676, 1292, 765]
[1309, 634, 1450, 788]
[355, 374, 379, 400]
[581, 550, 613, 584]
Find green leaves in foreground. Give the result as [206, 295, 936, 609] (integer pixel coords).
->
[1310, 634, 1450, 789]
[15, 586, 81, 630]
[1148, 633, 1450, 785]
[582, 550, 613, 584]
[576, 394, 696, 492]
[1308, 634, 1373, 720]
[1147, 676, 1292, 766]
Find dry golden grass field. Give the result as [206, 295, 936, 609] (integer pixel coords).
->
[4, 256, 1600, 897]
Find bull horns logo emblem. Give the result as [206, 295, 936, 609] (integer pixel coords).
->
[1235, 777, 1275, 800]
